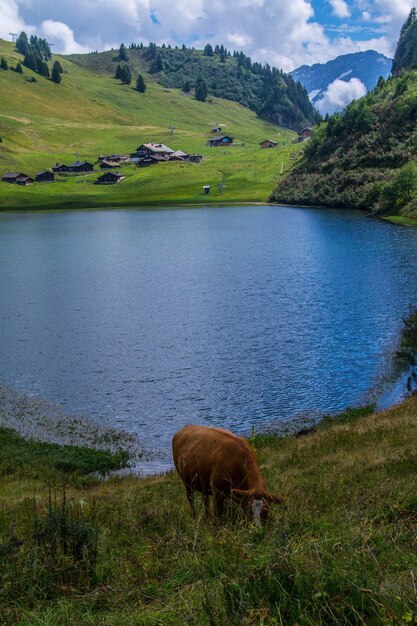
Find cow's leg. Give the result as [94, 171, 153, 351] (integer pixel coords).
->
[213, 490, 225, 518]
[185, 486, 196, 518]
[203, 494, 210, 518]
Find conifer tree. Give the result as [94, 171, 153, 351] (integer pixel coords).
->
[195, 76, 208, 102]
[118, 43, 129, 61]
[183, 80, 191, 93]
[115, 64, 122, 79]
[15, 62, 23, 74]
[120, 64, 132, 84]
[0, 57, 8, 71]
[51, 61, 62, 83]
[136, 73, 146, 92]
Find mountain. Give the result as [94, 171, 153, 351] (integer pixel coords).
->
[290, 51, 392, 114]
[68, 43, 319, 131]
[271, 68, 417, 219]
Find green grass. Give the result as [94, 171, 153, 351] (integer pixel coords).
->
[1, 396, 416, 625]
[0, 427, 129, 477]
[0, 39, 298, 210]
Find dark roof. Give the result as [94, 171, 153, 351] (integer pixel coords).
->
[208, 135, 233, 142]
[260, 139, 278, 144]
[68, 160, 93, 167]
[2, 172, 27, 179]
[36, 170, 54, 176]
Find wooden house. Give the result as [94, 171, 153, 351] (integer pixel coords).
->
[136, 155, 167, 167]
[99, 160, 120, 170]
[52, 163, 71, 173]
[2, 172, 28, 183]
[260, 139, 278, 149]
[35, 170, 54, 182]
[95, 172, 125, 184]
[207, 135, 234, 147]
[169, 150, 189, 161]
[134, 143, 174, 159]
[98, 154, 129, 163]
[298, 127, 312, 141]
[68, 161, 94, 173]
[187, 154, 203, 163]
[16, 175, 34, 186]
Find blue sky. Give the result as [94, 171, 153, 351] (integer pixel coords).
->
[0, 0, 414, 71]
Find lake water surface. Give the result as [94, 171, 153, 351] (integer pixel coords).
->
[1, 206, 417, 464]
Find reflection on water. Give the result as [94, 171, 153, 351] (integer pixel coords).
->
[1, 206, 417, 457]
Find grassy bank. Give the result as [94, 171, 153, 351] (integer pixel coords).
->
[1, 397, 416, 625]
[0, 39, 298, 210]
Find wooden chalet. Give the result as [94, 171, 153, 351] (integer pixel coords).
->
[2, 172, 28, 183]
[136, 155, 167, 167]
[297, 127, 312, 142]
[35, 170, 54, 182]
[95, 172, 125, 184]
[98, 154, 129, 163]
[134, 143, 174, 159]
[260, 139, 278, 149]
[16, 175, 34, 186]
[207, 135, 234, 147]
[52, 163, 71, 173]
[68, 161, 94, 173]
[99, 160, 120, 170]
[169, 150, 189, 161]
[187, 153, 203, 163]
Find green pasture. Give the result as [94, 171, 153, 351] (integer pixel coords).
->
[0, 40, 298, 210]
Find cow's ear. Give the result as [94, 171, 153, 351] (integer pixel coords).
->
[268, 494, 286, 505]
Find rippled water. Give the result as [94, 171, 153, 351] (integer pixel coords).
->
[1, 206, 417, 461]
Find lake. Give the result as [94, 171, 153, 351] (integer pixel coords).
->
[1, 205, 417, 465]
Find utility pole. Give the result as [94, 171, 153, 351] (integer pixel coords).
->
[9, 33, 17, 43]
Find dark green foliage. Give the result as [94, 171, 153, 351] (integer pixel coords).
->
[392, 8, 417, 75]
[23, 51, 37, 72]
[0, 57, 8, 70]
[203, 43, 214, 57]
[54, 60, 63, 73]
[39, 61, 50, 78]
[51, 61, 62, 84]
[136, 73, 146, 92]
[135, 44, 317, 129]
[195, 76, 208, 102]
[15, 31, 29, 56]
[272, 69, 417, 216]
[115, 63, 122, 79]
[15, 61, 23, 74]
[183, 79, 191, 93]
[118, 43, 129, 62]
[0, 427, 129, 476]
[119, 64, 132, 84]
[396, 308, 417, 372]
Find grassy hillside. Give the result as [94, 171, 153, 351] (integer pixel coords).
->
[0, 39, 298, 210]
[271, 69, 417, 222]
[1, 397, 416, 624]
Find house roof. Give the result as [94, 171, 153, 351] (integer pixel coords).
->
[36, 170, 53, 176]
[100, 160, 120, 167]
[16, 175, 34, 182]
[171, 150, 189, 158]
[2, 172, 26, 179]
[98, 171, 123, 178]
[260, 139, 278, 145]
[68, 160, 93, 167]
[138, 143, 174, 154]
[208, 135, 233, 142]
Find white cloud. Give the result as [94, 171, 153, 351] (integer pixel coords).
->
[316, 77, 367, 114]
[328, 0, 351, 18]
[41, 20, 89, 54]
[0, 0, 411, 71]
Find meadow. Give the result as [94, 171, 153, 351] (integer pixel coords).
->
[0, 40, 298, 210]
[0, 398, 416, 625]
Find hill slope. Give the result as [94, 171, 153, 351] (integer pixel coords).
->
[271, 69, 417, 219]
[68, 44, 319, 130]
[0, 39, 299, 209]
[290, 50, 392, 114]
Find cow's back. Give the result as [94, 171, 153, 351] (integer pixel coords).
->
[172, 425, 257, 494]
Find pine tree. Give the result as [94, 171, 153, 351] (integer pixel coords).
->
[39, 61, 50, 78]
[120, 64, 132, 84]
[0, 57, 8, 71]
[154, 53, 163, 72]
[195, 76, 208, 102]
[23, 51, 37, 72]
[183, 80, 191, 93]
[136, 73, 146, 92]
[118, 43, 129, 61]
[16, 32, 29, 56]
[15, 62, 23, 74]
[115, 64, 122, 80]
[51, 61, 62, 83]
[203, 43, 214, 57]
[54, 60, 63, 73]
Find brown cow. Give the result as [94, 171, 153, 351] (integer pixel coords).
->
[172, 425, 285, 526]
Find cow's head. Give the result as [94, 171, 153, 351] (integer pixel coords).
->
[231, 488, 286, 526]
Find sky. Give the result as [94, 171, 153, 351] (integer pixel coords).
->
[1, 0, 414, 72]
